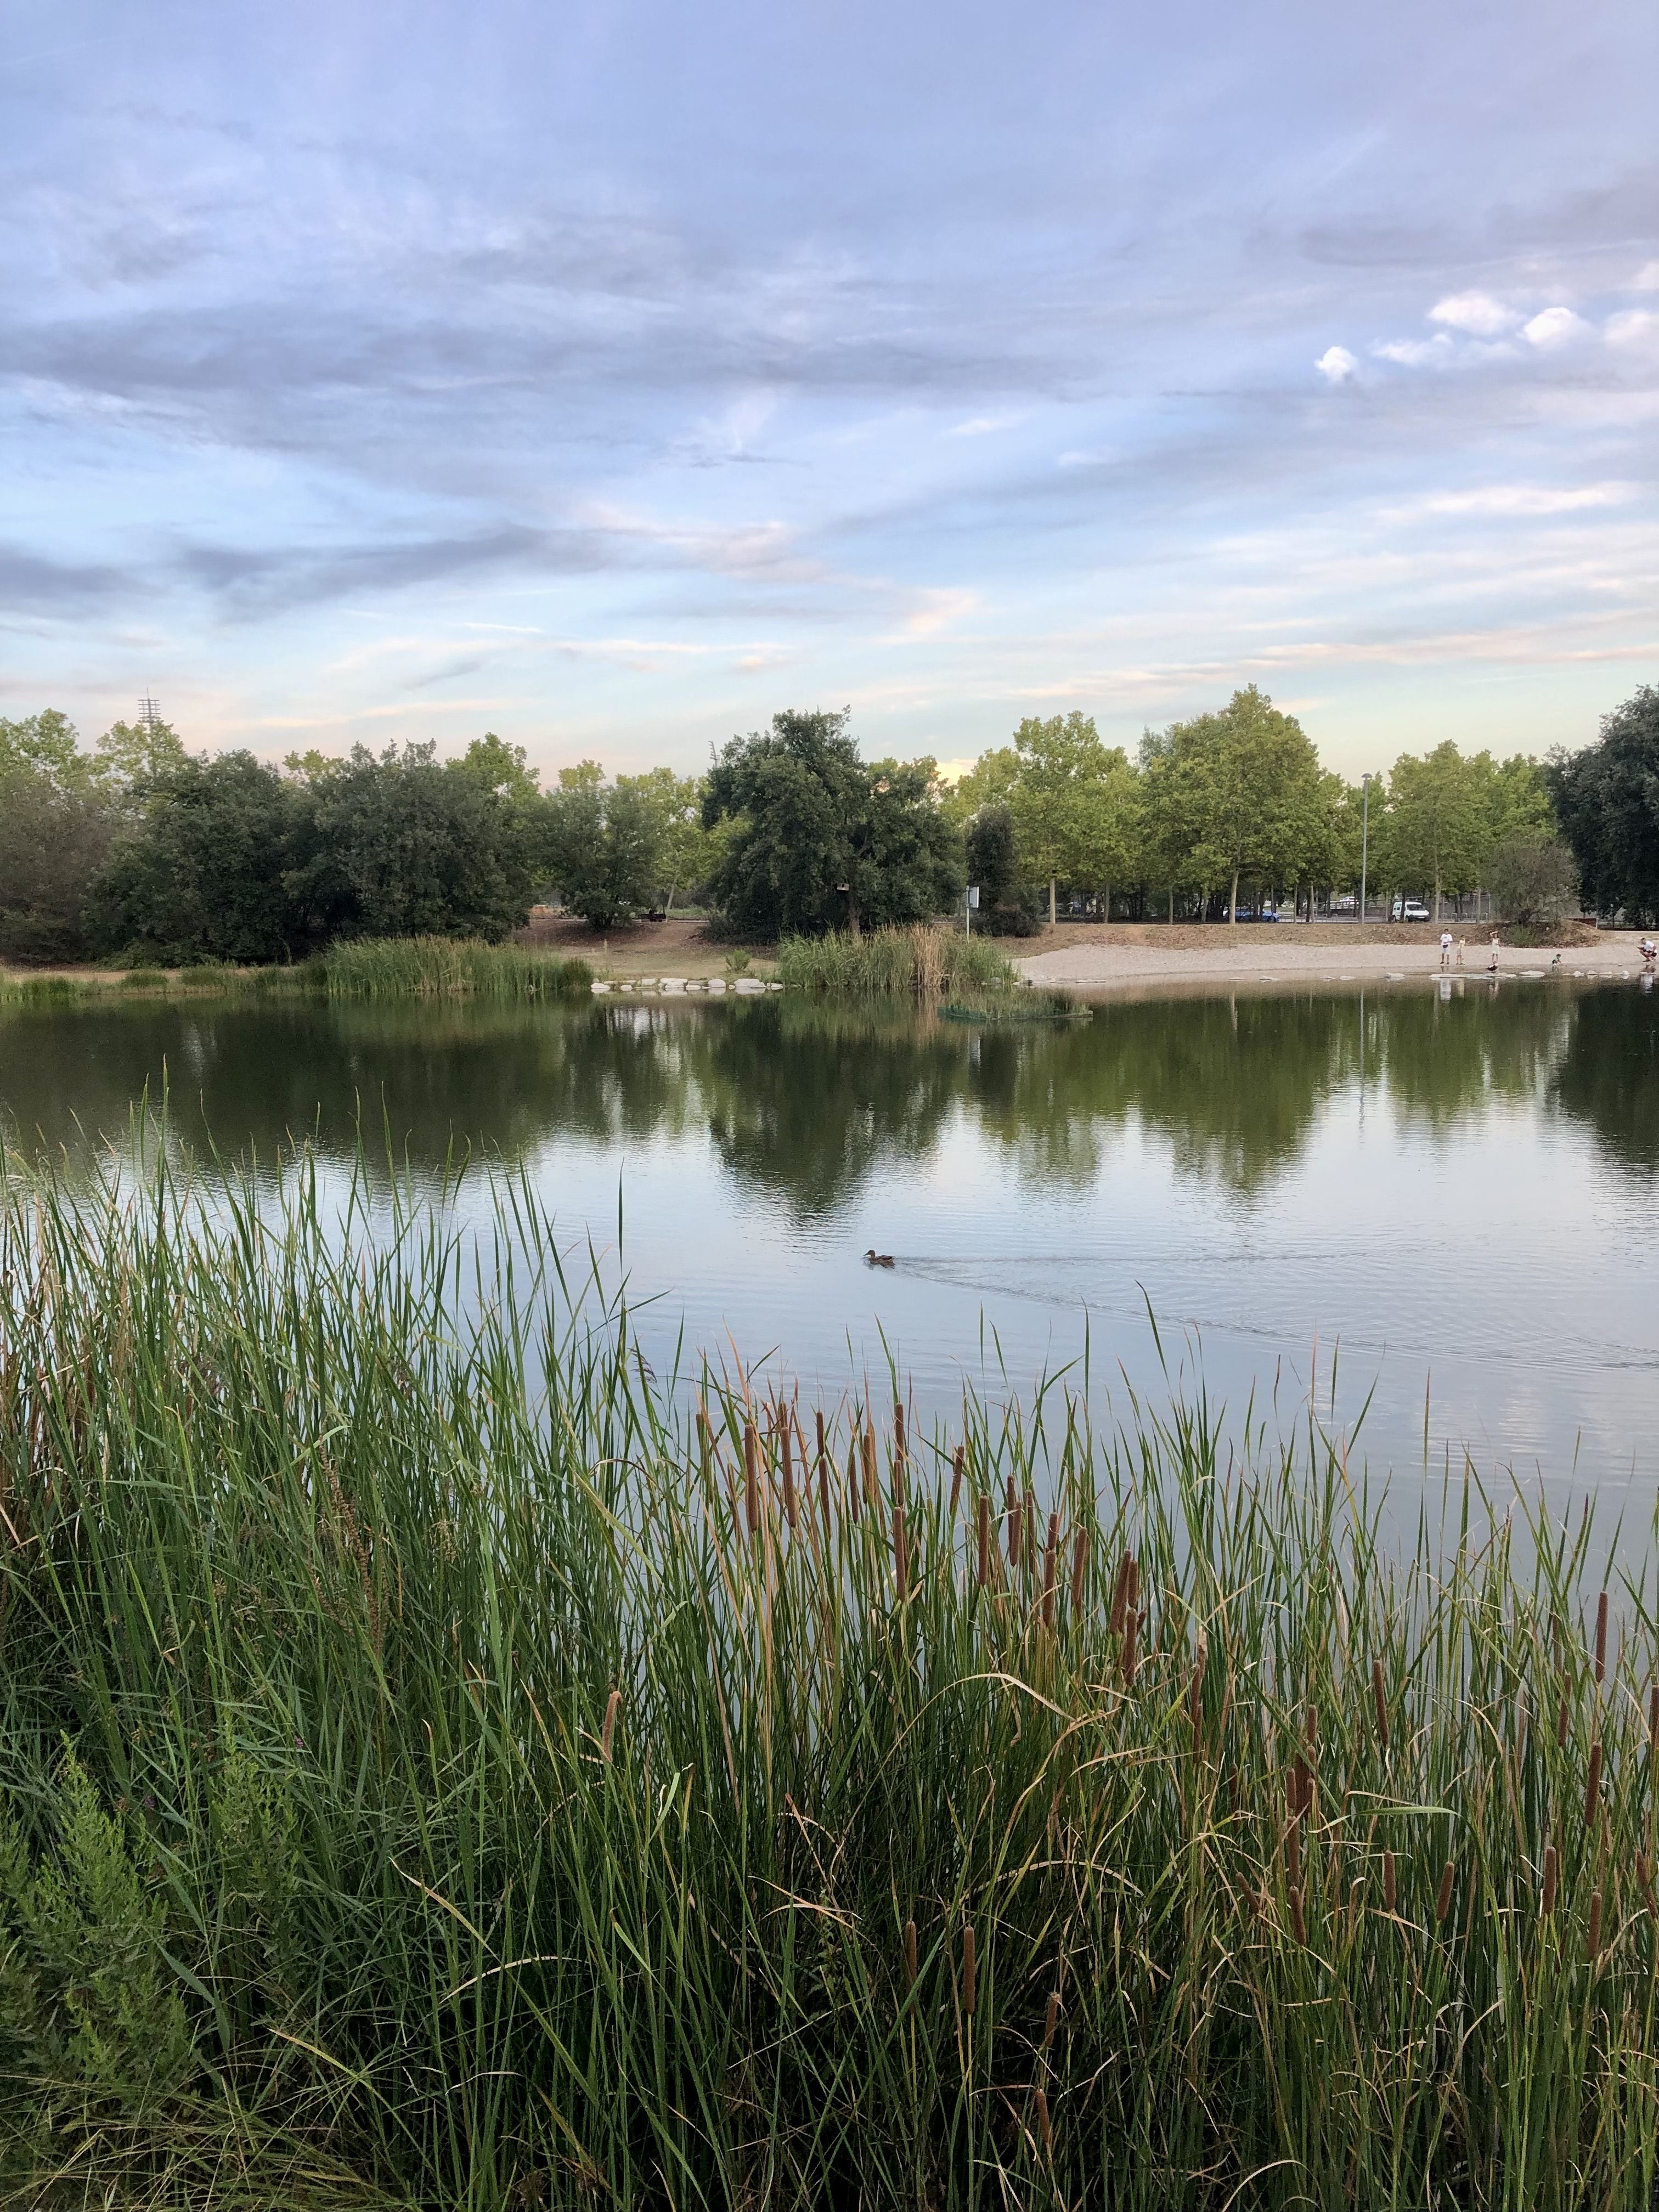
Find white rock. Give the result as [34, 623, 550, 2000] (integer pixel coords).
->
[706, 978, 727, 993]
[590, 981, 612, 993]
[660, 977, 686, 992]
[734, 976, 764, 993]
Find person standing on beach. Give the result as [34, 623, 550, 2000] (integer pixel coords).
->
[1455, 937, 1465, 968]
[1488, 934, 1501, 975]
[1440, 929, 1453, 971]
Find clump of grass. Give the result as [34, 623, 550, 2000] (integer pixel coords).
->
[0, 973, 84, 1007]
[779, 924, 1015, 997]
[118, 967, 172, 991]
[320, 935, 592, 1001]
[1, 1146, 1657, 2208]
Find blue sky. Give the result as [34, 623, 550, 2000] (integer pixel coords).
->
[3, 0, 1655, 781]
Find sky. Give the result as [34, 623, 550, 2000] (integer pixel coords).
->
[2, 0, 1656, 783]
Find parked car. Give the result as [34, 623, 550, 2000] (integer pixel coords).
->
[1392, 898, 1431, 922]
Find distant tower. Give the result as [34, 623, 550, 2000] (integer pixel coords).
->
[138, 695, 163, 736]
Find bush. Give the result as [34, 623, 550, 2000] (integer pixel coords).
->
[1487, 833, 1578, 931]
[777, 924, 1015, 995]
[320, 935, 591, 1000]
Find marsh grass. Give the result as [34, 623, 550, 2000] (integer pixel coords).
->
[319, 937, 592, 1000]
[1, 1145, 1658, 2208]
[778, 925, 1016, 997]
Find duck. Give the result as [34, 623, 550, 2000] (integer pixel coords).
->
[864, 1248, 896, 1268]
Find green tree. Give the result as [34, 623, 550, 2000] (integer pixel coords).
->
[1385, 743, 1491, 921]
[0, 712, 118, 962]
[1007, 712, 1110, 926]
[702, 709, 961, 939]
[1159, 687, 1324, 923]
[615, 767, 717, 913]
[942, 745, 1020, 831]
[964, 805, 1040, 935]
[1486, 833, 1578, 930]
[548, 764, 663, 929]
[1547, 686, 1659, 922]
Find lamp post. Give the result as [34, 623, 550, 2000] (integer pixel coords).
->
[1358, 772, 1372, 925]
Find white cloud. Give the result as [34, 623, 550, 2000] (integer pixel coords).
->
[1523, 306, 1587, 348]
[1314, 345, 1357, 383]
[1606, 309, 1659, 349]
[1393, 482, 1635, 520]
[1374, 333, 1454, 366]
[948, 413, 1019, 437]
[1630, 261, 1659, 292]
[1428, 291, 1520, 337]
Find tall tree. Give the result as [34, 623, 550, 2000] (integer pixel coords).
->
[614, 767, 718, 914]
[702, 709, 961, 939]
[1159, 687, 1324, 924]
[0, 711, 116, 961]
[548, 764, 663, 929]
[1008, 712, 1109, 926]
[1385, 743, 1490, 921]
[1547, 686, 1659, 923]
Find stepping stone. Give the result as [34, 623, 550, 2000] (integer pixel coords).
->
[591, 981, 611, 993]
[706, 978, 727, 993]
[734, 977, 764, 993]
[660, 977, 686, 992]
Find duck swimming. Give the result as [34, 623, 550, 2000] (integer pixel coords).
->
[864, 1248, 896, 1268]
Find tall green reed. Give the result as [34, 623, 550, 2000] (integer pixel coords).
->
[319, 937, 592, 1001]
[777, 926, 1014, 997]
[1, 1145, 1656, 2209]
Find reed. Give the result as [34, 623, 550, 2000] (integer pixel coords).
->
[319, 934, 591, 1001]
[1, 1143, 1658, 2209]
[776, 924, 1015, 997]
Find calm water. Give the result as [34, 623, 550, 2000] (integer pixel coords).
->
[3, 981, 1657, 1507]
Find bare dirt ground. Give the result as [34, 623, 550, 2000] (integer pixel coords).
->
[1014, 919, 1643, 995]
[517, 910, 772, 980]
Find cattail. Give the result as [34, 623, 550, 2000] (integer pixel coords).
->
[949, 1443, 965, 1519]
[846, 1440, 861, 1525]
[977, 1494, 990, 1587]
[1110, 1553, 1132, 1637]
[1041, 1511, 1059, 1626]
[1435, 1860, 1454, 1923]
[1007, 1476, 1022, 1568]
[1383, 1848, 1397, 1914]
[816, 1410, 831, 1531]
[1305, 1703, 1318, 1752]
[1123, 1606, 1141, 1686]
[781, 1416, 797, 1530]
[1070, 1526, 1088, 1616]
[862, 1418, 878, 1511]
[1649, 1683, 1658, 1755]
[904, 1917, 918, 1992]
[1556, 1694, 1569, 1750]
[1290, 1756, 1311, 1824]
[1638, 1852, 1656, 1921]
[1541, 1844, 1558, 1916]
[1585, 1737, 1603, 1828]
[1289, 1883, 1306, 1945]
[1286, 1815, 1301, 1891]
[892, 1504, 909, 1602]
[1372, 1658, 1390, 1750]
[1042, 1989, 1060, 2047]
[1588, 1888, 1604, 1961]
[601, 1685, 620, 1762]
[961, 1921, 977, 2016]
[892, 1402, 906, 1501]
[1033, 2084, 1053, 2154]
[743, 1419, 760, 1537]
[1025, 1489, 1037, 1574]
[1595, 1590, 1609, 1683]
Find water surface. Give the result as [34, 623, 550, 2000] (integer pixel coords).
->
[3, 980, 1656, 1508]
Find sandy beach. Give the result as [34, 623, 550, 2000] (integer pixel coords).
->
[1014, 922, 1651, 995]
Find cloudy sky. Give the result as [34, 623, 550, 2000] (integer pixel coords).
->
[3, 0, 1655, 780]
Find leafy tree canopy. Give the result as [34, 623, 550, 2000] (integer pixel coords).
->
[1547, 687, 1659, 923]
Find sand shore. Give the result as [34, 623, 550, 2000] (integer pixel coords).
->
[1014, 923, 1651, 995]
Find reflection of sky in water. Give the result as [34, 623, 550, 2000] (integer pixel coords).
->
[2, 982, 1657, 1523]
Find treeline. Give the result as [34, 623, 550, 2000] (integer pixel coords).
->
[7, 684, 1653, 965]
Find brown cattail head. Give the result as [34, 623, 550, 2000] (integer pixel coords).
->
[1287, 1816, 1302, 1891]
[1556, 1694, 1570, 1751]
[1070, 1526, 1088, 1616]
[904, 1917, 918, 1991]
[1110, 1552, 1132, 1637]
[816, 1410, 831, 1528]
[1541, 1843, 1558, 1917]
[1289, 1884, 1306, 1945]
[1305, 1703, 1318, 1753]
[961, 1921, 977, 2016]
[1041, 1511, 1059, 1626]
[949, 1443, 965, 1519]
[1007, 1476, 1022, 1567]
[1383, 1848, 1397, 1914]
[1435, 1860, 1454, 1923]
[1650, 1684, 1659, 1756]
[1595, 1589, 1609, 1683]
[1585, 1737, 1604, 1829]
[862, 1418, 879, 1510]
[1588, 1888, 1604, 1961]
[1639, 1853, 1657, 1921]
[893, 1504, 909, 1602]
[1290, 1756, 1311, 1825]
[1121, 1606, 1139, 1687]
[1372, 1659, 1390, 1751]
[977, 1494, 990, 1587]
[1033, 2084, 1053, 2154]
[846, 1440, 861, 1525]
[743, 1419, 760, 1537]
[1042, 1989, 1060, 2048]
[781, 1417, 798, 1530]
[601, 1685, 621, 1762]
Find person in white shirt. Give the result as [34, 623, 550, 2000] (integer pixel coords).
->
[1439, 929, 1453, 971]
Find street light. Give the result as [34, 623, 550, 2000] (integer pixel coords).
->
[1359, 772, 1372, 925]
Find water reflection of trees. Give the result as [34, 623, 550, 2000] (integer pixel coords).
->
[3, 982, 1651, 1210]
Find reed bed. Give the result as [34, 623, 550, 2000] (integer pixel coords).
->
[777, 925, 1015, 997]
[2, 1151, 1658, 2209]
[318, 936, 592, 1001]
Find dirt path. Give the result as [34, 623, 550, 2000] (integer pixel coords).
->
[1014, 923, 1651, 994]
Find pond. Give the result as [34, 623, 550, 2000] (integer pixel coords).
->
[3, 978, 1657, 1509]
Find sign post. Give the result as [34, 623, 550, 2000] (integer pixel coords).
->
[966, 885, 980, 936]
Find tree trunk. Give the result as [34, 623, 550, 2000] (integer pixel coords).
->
[1048, 877, 1057, 928]
[1168, 887, 1175, 926]
[1433, 870, 1441, 923]
[1102, 880, 1111, 927]
[1228, 868, 1239, 925]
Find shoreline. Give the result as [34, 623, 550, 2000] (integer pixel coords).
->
[1015, 924, 1652, 995]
